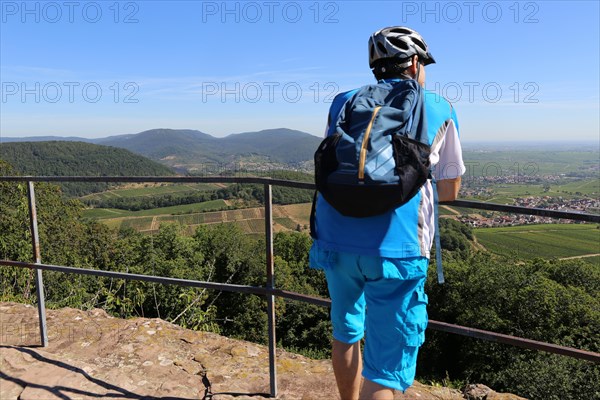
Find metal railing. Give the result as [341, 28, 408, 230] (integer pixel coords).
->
[1, 176, 599, 398]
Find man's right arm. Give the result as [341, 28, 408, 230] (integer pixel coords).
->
[433, 115, 465, 202]
[437, 177, 461, 202]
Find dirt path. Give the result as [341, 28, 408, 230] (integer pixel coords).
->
[276, 205, 305, 229]
[441, 205, 460, 215]
[150, 216, 159, 231]
[92, 209, 121, 215]
[471, 235, 487, 251]
[559, 253, 600, 260]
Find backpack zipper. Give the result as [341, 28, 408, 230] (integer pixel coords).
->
[358, 106, 382, 181]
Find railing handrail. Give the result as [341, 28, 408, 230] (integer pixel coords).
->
[2, 258, 599, 365]
[0, 175, 598, 222]
[1, 175, 599, 398]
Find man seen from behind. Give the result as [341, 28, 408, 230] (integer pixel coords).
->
[310, 26, 465, 400]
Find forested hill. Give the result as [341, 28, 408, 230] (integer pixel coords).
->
[0, 141, 174, 196]
[96, 128, 322, 166]
[95, 129, 217, 162]
[217, 129, 323, 163]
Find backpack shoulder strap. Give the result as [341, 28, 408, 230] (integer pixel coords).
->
[309, 191, 318, 239]
[432, 177, 445, 284]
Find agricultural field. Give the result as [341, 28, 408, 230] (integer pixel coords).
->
[120, 217, 154, 231]
[78, 149, 597, 255]
[474, 223, 600, 261]
[244, 218, 267, 234]
[462, 148, 599, 176]
[274, 217, 301, 231]
[81, 208, 127, 219]
[472, 178, 599, 204]
[86, 201, 313, 235]
[556, 178, 600, 195]
[79, 182, 225, 201]
[82, 199, 228, 220]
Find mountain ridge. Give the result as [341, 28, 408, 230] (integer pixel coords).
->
[1, 128, 322, 170]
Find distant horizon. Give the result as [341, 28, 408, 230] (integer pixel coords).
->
[1, 127, 598, 149]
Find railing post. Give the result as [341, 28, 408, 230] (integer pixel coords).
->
[27, 181, 48, 347]
[264, 184, 277, 397]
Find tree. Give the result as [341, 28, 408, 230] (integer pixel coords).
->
[419, 254, 600, 399]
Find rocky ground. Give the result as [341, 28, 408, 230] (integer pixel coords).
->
[0, 302, 526, 400]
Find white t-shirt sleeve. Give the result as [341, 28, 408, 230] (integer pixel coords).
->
[430, 119, 466, 180]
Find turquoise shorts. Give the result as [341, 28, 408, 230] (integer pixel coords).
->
[309, 242, 429, 392]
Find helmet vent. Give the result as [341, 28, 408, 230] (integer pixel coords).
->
[388, 37, 409, 50]
[390, 27, 412, 35]
[412, 38, 427, 51]
[377, 42, 388, 54]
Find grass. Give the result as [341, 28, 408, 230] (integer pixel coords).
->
[474, 224, 600, 260]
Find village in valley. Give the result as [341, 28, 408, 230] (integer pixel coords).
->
[451, 170, 599, 228]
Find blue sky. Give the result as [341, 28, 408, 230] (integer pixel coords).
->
[1, 0, 599, 144]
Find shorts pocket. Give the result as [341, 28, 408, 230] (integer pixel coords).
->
[400, 286, 428, 346]
[381, 257, 429, 280]
[309, 243, 337, 271]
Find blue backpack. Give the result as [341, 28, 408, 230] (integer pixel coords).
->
[314, 79, 431, 218]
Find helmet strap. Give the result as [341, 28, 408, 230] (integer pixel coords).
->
[415, 62, 421, 82]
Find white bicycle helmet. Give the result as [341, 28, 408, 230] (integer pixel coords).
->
[369, 26, 436, 69]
